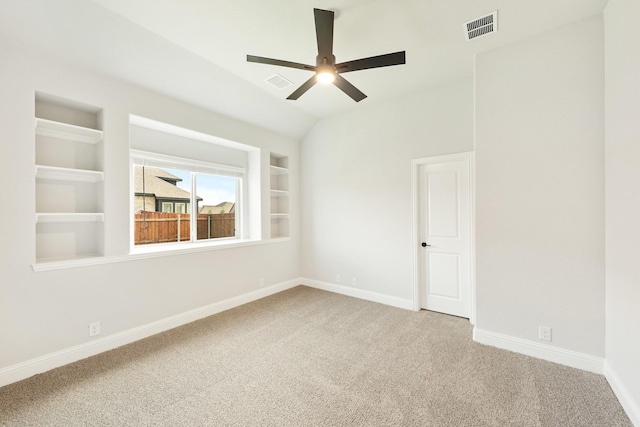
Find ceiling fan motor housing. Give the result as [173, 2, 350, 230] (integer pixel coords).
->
[316, 54, 336, 67]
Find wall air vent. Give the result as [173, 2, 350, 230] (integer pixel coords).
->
[464, 11, 498, 41]
[265, 74, 293, 89]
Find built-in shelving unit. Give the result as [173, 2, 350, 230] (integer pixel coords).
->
[35, 94, 104, 264]
[269, 153, 289, 239]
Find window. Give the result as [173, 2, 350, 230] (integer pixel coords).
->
[133, 159, 242, 246]
[129, 116, 261, 251]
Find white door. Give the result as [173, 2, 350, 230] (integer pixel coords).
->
[418, 155, 471, 318]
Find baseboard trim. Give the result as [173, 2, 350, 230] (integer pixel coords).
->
[473, 327, 604, 374]
[605, 361, 640, 426]
[0, 279, 301, 388]
[301, 278, 414, 310]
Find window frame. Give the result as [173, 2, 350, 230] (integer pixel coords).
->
[161, 202, 174, 213]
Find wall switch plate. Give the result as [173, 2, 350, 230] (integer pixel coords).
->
[352, 278, 358, 287]
[538, 326, 552, 342]
[89, 321, 101, 337]
[259, 278, 265, 287]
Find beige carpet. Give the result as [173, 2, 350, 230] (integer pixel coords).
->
[0, 286, 631, 426]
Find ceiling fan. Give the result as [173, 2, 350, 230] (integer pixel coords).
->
[247, 8, 406, 102]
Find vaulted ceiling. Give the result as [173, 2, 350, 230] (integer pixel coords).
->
[0, 0, 608, 139]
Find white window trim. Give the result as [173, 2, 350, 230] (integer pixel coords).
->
[130, 149, 245, 177]
[162, 202, 173, 213]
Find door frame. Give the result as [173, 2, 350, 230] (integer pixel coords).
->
[411, 151, 476, 324]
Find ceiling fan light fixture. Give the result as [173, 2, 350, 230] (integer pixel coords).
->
[315, 66, 336, 84]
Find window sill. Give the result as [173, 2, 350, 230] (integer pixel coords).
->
[130, 237, 250, 256]
[32, 237, 290, 272]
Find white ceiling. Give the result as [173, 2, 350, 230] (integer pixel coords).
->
[0, 0, 608, 139]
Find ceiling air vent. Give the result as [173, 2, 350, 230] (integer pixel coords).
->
[464, 11, 498, 41]
[265, 74, 293, 89]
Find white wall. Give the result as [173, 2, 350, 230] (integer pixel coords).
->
[474, 16, 605, 356]
[300, 79, 473, 302]
[604, 0, 640, 422]
[0, 39, 301, 373]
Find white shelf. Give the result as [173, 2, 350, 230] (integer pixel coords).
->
[36, 165, 104, 182]
[36, 212, 104, 223]
[35, 118, 103, 144]
[34, 253, 104, 267]
[270, 189, 289, 197]
[270, 213, 290, 219]
[270, 165, 289, 175]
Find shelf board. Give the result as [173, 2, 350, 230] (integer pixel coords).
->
[270, 213, 290, 219]
[270, 189, 289, 197]
[270, 165, 288, 175]
[33, 254, 106, 271]
[36, 212, 104, 223]
[36, 165, 104, 182]
[35, 118, 103, 144]
[36, 254, 100, 263]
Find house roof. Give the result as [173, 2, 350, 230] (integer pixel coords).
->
[199, 202, 236, 214]
[134, 166, 197, 201]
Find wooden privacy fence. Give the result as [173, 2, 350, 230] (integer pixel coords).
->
[134, 211, 235, 245]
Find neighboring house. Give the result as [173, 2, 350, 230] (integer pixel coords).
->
[133, 166, 202, 213]
[199, 202, 236, 215]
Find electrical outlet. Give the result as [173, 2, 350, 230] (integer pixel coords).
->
[336, 275, 341, 283]
[352, 278, 358, 287]
[538, 326, 552, 342]
[89, 321, 101, 337]
[259, 278, 265, 287]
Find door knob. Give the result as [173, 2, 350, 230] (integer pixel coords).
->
[421, 242, 431, 247]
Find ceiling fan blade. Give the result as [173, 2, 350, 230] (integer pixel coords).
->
[314, 8, 334, 61]
[247, 55, 315, 71]
[287, 75, 318, 100]
[333, 74, 367, 102]
[336, 51, 406, 73]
